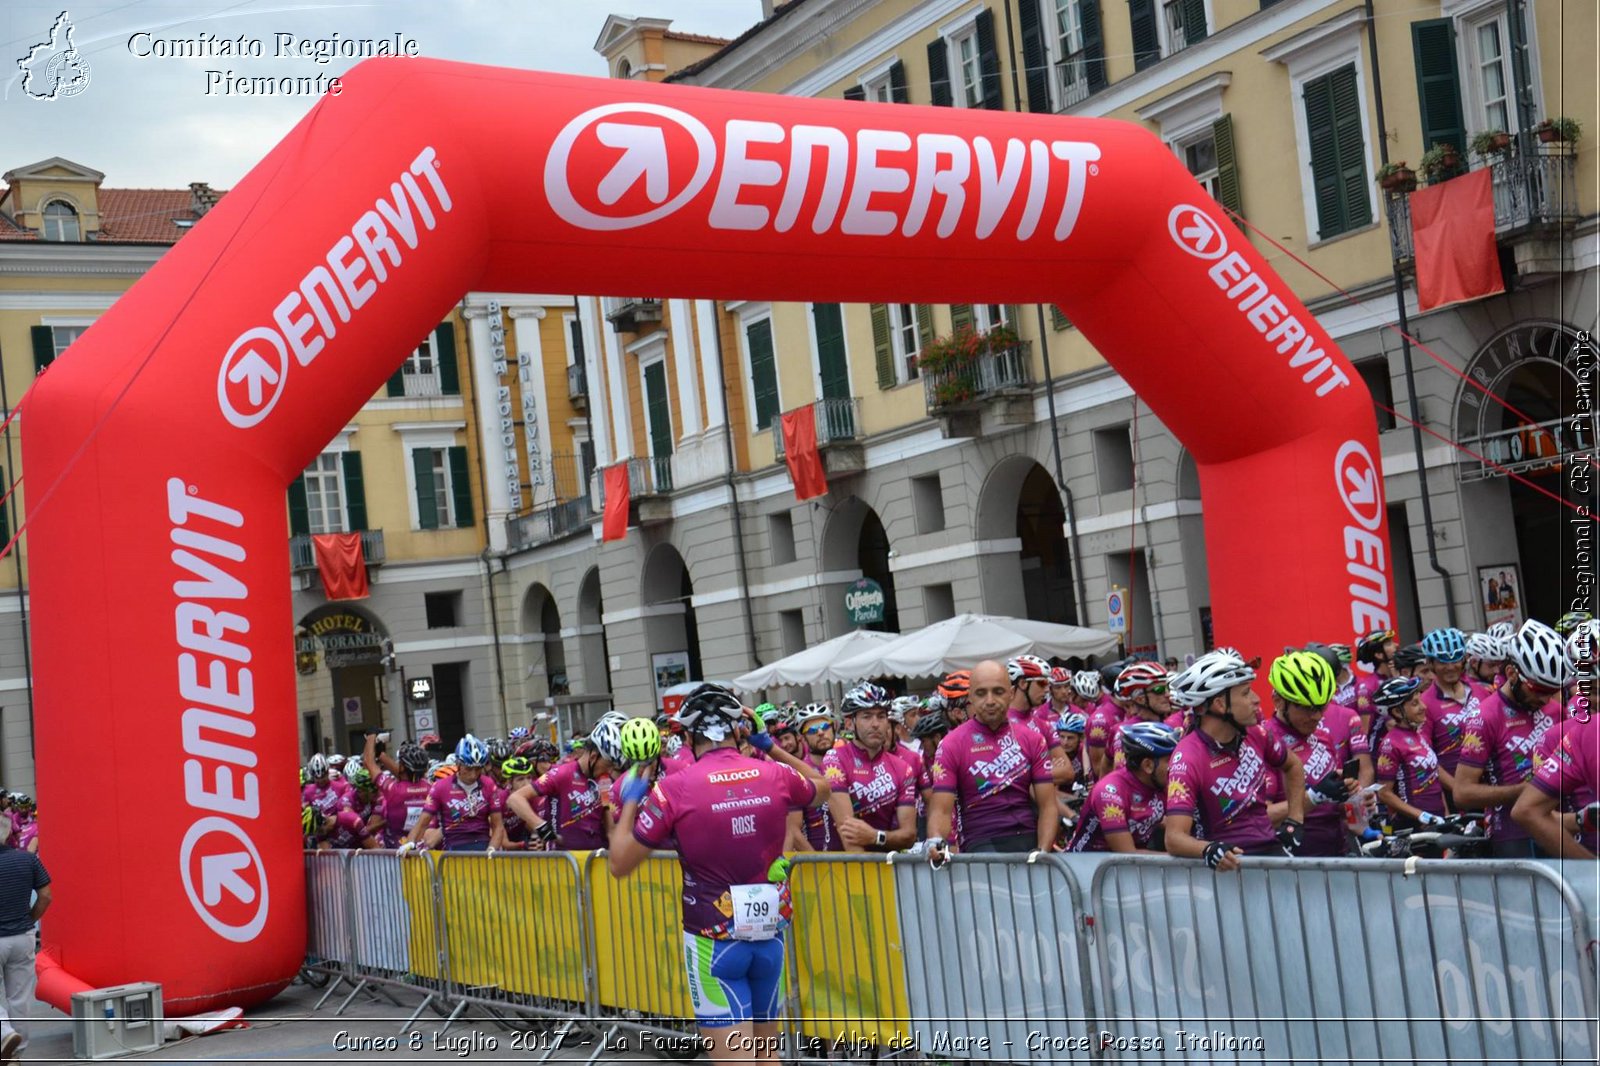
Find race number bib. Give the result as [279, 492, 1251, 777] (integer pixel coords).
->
[404, 805, 423, 830]
[729, 883, 782, 941]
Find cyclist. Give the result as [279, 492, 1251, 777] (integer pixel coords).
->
[492, 756, 537, 850]
[889, 695, 923, 746]
[607, 685, 829, 1066]
[404, 735, 503, 853]
[1071, 670, 1103, 712]
[1058, 713, 1088, 781]
[1325, 643, 1356, 708]
[823, 684, 917, 852]
[1372, 676, 1450, 827]
[1262, 651, 1371, 856]
[936, 670, 972, 727]
[9, 796, 38, 854]
[343, 766, 385, 840]
[1464, 632, 1507, 689]
[1164, 650, 1307, 871]
[1418, 627, 1487, 783]
[928, 660, 1057, 854]
[1068, 721, 1179, 853]
[506, 717, 622, 850]
[1045, 667, 1076, 718]
[1454, 619, 1572, 857]
[768, 712, 802, 759]
[1513, 709, 1600, 859]
[607, 718, 663, 810]
[1008, 656, 1072, 785]
[1106, 662, 1175, 772]
[1394, 644, 1430, 685]
[793, 703, 838, 851]
[302, 753, 352, 821]
[1352, 629, 1399, 740]
[1556, 610, 1594, 637]
[1085, 664, 1128, 780]
[327, 752, 347, 781]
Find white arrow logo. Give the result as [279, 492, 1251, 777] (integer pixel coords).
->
[1334, 440, 1383, 531]
[226, 350, 280, 407]
[200, 851, 257, 906]
[1167, 203, 1228, 260]
[1343, 465, 1377, 507]
[595, 122, 669, 205]
[1180, 214, 1216, 253]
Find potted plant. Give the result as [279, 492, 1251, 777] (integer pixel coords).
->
[1419, 143, 1462, 182]
[1535, 116, 1581, 144]
[1376, 161, 1417, 192]
[981, 323, 1020, 353]
[1469, 129, 1513, 158]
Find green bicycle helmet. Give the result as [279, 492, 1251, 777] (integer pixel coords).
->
[619, 717, 662, 763]
[1269, 650, 1336, 707]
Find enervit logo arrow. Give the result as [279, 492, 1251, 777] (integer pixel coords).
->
[180, 817, 269, 942]
[1167, 203, 1228, 261]
[545, 103, 716, 231]
[1334, 440, 1383, 531]
[217, 328, 289, 429]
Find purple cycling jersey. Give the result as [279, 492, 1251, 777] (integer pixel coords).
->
[375, 771, 433, 848]
[800, 750, 837, 851]
[532, 759, 607, 850]
[1459, 688, 1561, 840]
[930, 718, 1051, 849]
[325, 807, 374, 849]
[1069, 766, 1163, 852]
[1420, 679, 1490, 775]
[302, 779, 352, 819]
[1376, 725, 1447, 818]
[1334, 677, 1357, 709]
[1166, 725, 1288, 851]
[632, 746, 815, 937]
[1264, 703, 1368, 852]
[889, 741, 926, 820]
[822, 742, 915, 833]
[1085, 699, 1122, 753]
[1531, 712, 1600, 852]
[14, 818, 36, 850]
[423, 775, 501, 849]
[1013, 704, 1062, 751]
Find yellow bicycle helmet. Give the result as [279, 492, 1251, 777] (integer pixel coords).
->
[1269, 650, 1336, 708]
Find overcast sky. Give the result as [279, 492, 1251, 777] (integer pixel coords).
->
[1, 0, 760, 188]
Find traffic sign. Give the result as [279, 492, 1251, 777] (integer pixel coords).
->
[1106, 587, 1127, 635]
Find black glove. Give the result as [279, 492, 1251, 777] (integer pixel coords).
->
[1306, 773, 1349, 806]
[535, 819, 558, 843]
[1276, 818, 1305, 851]
[1202, 840, 1230, 869]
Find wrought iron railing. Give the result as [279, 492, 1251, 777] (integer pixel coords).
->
[400, 369, 442, 397]
[773, 396, 861, 459]
[1387, 148, 1578, 263]
[627, 454, 674, 496]
[1056, 55, 1089, 108]
[922, 342, 1032, 413]
[506, 452, 595, 549]
[601, 296, 663, 323]
[289, 529, 386, 572]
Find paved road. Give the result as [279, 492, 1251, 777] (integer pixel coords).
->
[22, 976, 688, 1062]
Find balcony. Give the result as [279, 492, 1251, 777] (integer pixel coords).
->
[772, 396, 865, 476]
[922, 341, 1033, 436]
[626, 454, 674, 525]
[567, 361, 587, 409]
[1386, 148, 1578, 278]
[602, 296, 664, 332]
[1055, 55, 1090, 109]
[506, 452, 595, 550]
[290, 529, 386, 572]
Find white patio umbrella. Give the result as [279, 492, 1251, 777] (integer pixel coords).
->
[731, 628, 902, 692]
[825, 613, 1119, 682]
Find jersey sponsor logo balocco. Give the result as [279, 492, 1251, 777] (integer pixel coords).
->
[1335, 440, 1393, 635]
[217, 146, 452, 429]
[545, 104, 1101, 242]
[707, 769, 761, 784]
[1167, 204, 1350, 399]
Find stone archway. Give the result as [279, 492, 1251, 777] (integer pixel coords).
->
[640, 543, 702, 698]
[576, 566, 611, 701]
[295, 603, 391, 755]
[820, 496, 900, 634]
[975, 455, 1074, 623]
[519, 583, 568, 700]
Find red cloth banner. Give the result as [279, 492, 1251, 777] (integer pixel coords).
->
[603, 463, 630, 541]
[311, 532, 368, 600]
[781, 404, 828, 501]
[1412, 168, 1504, 312]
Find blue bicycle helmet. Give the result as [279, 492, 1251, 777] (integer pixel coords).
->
[1058, 713, 1088, 734]
[454, 734, 489, 767]
[1120, 721, 1180, 763]
[1420, 627, 1466, 664]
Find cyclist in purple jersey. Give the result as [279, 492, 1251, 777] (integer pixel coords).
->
[491, 757, 537, 850]
[1105, 662, 1173, 772]
[301, 753, 353, 821]
[405, 736, 504, 853]
[369, 738, 438, 848]
[1006, 656, 1074, 787]
[322, 806, 379, 850]
[1262, 652, 1372, 855]
[928, 660, 1057, 854]
[507, 718, 621, 850]
[1374, 677, 1450, 823]
[1164, 651, 1306, 870]
[912, 707, 961, 848]
[935, 671, 972, 727]
[823, 685, 917, 852]
[793, 703, 838, 851]
[1069, 722, 1178, 852]
[608, 685, 829, 1066]
[1515, 711, 1600, 858]
[1086, 681, 1126, 782]
[1352, 628, 1400, 742]
[1044, 667, 1077, 720]
[1417, 627, 1489, 780]
[1455, 620, 1572, 857]
[1464, 631, 1507, 690]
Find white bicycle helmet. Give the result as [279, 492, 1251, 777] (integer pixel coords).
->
[1565, 620, 1600, 681]
[1170, 650, 1256, 707]
[1071, 670, 1102, 700]
[1464, 631, 1505, 662]
[1485, 621, 1516, 645]
[1509, 619, 1573, 690]
[888, 696, 922, 723]
[589, 716, 626, 763]
[306, 753, 329, 779]
[796, 702, 834, 726]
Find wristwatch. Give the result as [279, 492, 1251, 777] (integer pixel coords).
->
[875, 829, 888, 848]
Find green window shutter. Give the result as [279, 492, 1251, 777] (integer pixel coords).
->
[1129, 0, 1160, 71]
[1004, 305, 1021, 331]
[1304, 73, 1344, 239]
[1213, 114, 1243, 216]
[386, 367, 406, 397]
[1018, 0, 1051, 112]
[1050, 304, 1071, 330]
[870, 303, 895, 390]
[1412, 19, 1466, 156]
[746, 319, 780, 431]
[1181, 0, 1207, 44]
[447, 446, 474, 527]
[413, 449, 439, 530]
[915, 304, 936, 348]
[975, 9, 1005, 110]
[1332, 65, 1372, 230]
[927, 38, 953, 107]
[287, 476, 310, 537]
[843, 85, 866, 102]
[30, 326, 55, 374]
[341, 451, 367, 531]
[644, 361, 673, 457]
[889, 60, 909, 103]
[435, 322, 460, 395]
[950, 304, 975, 332]
[1080, 0, 1108, 93]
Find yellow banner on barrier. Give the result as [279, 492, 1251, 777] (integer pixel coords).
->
[585, 854, 694, 1019]
[436, 854, 588, 1003]
[400, 852, 442, 980]
[788, 859, 913, 1046]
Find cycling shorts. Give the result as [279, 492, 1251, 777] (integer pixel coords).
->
[681, 932, 786, 1029]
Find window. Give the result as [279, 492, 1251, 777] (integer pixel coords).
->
[743, 315, 780, 432]
[411, 445, 474, 530]
[976, 305, 1010, 332]
[1302, 64, 1372, 240]
[615, 58, 632, 80]
[1353, 357, 1396, 431]
[913, 474, 946, 534]
[863, 72, 894, 103]
[425, 591, 462, 629]
[387, 322, 460, 399]
[769, 510, 797, 565]
[1456, 3, 1537, 137]
[1093, 425, 1135, 493]
[303, 453, 346, 534]
[641, 357, 673, 458]
[890, 305, 922, 380]
[403, 336, 441, 397]
[952, 28, 983, 107]
[924, 583, 956, 624]
[1047, 0, 1090, 109]
[780, 609, 806, 657]
[30, 323, 89, 374]
[1178, 130, 1221, 199]
[41, 201, 79, 242]
[1159, 0, 1208, 55]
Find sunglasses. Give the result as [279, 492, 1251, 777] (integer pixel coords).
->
[1147, 684, 1169, 695]
[804, 723, 833, 736]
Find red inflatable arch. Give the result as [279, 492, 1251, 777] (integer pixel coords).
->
[24, 59, 1392, 1011]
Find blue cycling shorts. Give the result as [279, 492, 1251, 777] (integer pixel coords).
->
[681, 932, 786, 1029]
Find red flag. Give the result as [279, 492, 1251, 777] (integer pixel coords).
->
[1411, 168, 1504, 312]
[781, 404, 828, 501]
[311, 532, 368, 600]
[602, 463, 630, 541]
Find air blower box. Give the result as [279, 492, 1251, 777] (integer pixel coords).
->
[70, 982, 163, 1060]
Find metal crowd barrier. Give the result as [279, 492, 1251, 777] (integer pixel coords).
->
[303, 848, 1600, 1063]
